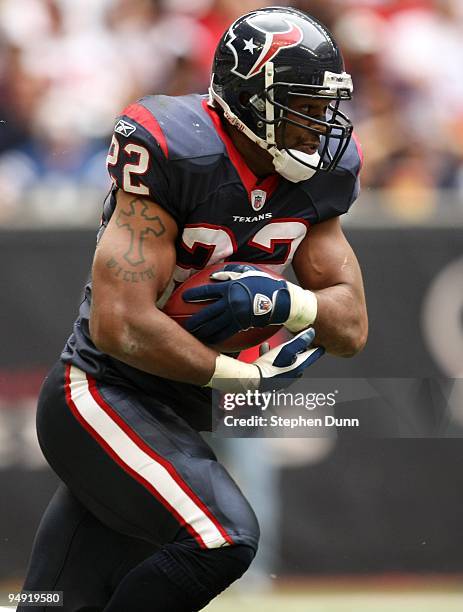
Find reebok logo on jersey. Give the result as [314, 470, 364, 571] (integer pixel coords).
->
[115, 119, 136, 137]
[253, 293, 273, 316]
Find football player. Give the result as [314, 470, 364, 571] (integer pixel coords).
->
[19, 7, 367, 612]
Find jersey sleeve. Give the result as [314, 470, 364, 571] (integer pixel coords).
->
[305, 134, 363, 223]
[106, 103, 179, 222]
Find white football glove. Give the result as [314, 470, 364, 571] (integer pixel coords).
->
[205, 328, 324, 393]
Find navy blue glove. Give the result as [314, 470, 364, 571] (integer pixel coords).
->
[183, 263, 291, 344]
[255, 328, 325, 391]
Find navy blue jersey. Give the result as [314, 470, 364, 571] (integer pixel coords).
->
[62, 94, 362, 430]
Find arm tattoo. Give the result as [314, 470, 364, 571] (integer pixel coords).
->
[116, 197, 166, 266]
[106, 257, 156, 283]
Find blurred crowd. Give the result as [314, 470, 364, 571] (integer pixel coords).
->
[0, 0, 463, 225]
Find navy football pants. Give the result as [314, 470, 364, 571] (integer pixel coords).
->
[19, 361, 259, 611]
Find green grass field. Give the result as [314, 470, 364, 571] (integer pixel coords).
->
[2, 578, 463, 611]
[205, 590, 463, 612]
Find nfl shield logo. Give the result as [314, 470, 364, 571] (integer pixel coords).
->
[253, 293, 273, 315]
[251, 189, 267, 211]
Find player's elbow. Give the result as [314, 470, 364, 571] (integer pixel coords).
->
[89, 302, 128, 357]
[90, 326, 117, 357]
[341, 333, 367, 358]
[340, 316, 368, 357]
[90, 301, 158, 363]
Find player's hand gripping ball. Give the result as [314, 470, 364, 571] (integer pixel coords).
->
[163, 262, 286, 352]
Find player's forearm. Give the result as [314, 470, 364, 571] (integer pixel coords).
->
[90, 307, 218, 385]
[312, 284, 368, 357]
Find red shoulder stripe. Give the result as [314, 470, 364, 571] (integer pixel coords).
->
[122, 103, 168, 159]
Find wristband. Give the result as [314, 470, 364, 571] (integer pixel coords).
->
[285, 284, 318, 333]
[205, 354, 260, 392]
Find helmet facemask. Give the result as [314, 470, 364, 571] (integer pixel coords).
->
[247, 65, 354, 176]
[210, 63, 354, 182]
[271, 89, 353, 173]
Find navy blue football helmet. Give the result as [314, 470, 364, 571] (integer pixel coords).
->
[210, 6, 354, 181]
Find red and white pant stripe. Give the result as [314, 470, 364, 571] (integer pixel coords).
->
[64, 364, 233, 549]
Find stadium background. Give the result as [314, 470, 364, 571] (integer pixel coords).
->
[1, 0, 463, 610]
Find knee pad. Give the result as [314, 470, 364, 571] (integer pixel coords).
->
[203, 543, 257, 584]
[157, 541, 257, 608]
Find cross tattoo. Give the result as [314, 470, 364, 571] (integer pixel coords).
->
[116, 198, 166, 266]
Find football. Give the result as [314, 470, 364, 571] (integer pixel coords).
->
[163, 262, 285, 352]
